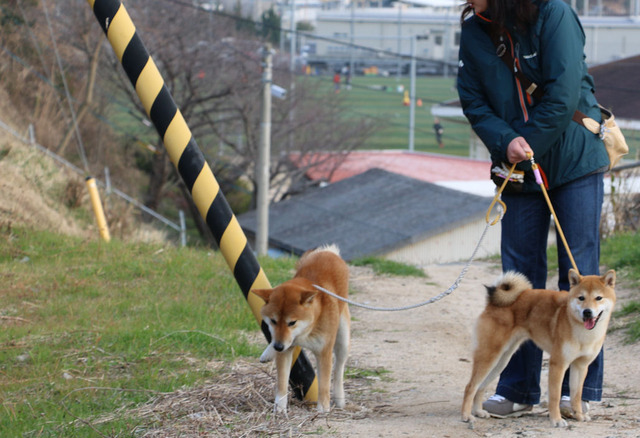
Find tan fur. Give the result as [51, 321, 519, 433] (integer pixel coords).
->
[461, 268, 616, 427]
[251, 244, 350, 414]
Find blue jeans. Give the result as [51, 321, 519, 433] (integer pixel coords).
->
[496, 172, 605, 405]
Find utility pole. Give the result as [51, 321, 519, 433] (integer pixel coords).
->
[289, 0, 296, 151]
[408, 36, 416, 152]
[396, 3, 402, 80]
[256, 44, 272, 256]
[349, 0, 355, 82]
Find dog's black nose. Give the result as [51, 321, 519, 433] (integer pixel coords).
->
[274, 342, 284, 352]
[583, 309, 593, 319]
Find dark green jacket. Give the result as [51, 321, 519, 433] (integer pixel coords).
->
[457, 0, 609, 191]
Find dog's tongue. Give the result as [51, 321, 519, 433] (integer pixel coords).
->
[584, 318, 597, 330]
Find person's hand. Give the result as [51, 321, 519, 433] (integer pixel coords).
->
[507, 137, 533, 163]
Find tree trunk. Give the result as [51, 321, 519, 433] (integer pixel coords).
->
[144, 146, 168, 213]
[57, 37, 103, 155]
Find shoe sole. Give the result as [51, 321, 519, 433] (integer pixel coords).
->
[487, 406, 533, 419]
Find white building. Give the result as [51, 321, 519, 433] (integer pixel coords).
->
[304, 4, 640, 70]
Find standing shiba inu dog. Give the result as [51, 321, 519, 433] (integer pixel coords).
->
[251, 244, 350, 414]
[461, 269, 616, 427]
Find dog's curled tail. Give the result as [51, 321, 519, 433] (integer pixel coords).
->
[297, 244, 341, 267]
[486, 271, 532, 307]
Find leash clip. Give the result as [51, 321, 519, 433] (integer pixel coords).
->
[599, 123, 608, 140]
[496, 43, 506, 57]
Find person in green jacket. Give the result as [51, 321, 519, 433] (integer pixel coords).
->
[457, 0, 610, 419]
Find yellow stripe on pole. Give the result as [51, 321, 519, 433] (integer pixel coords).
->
[219, 218, 247, 271]
[136, 60, 164, 116]
[163, 112, 192, 166]
[191, 169, 219, 217]
[107, 6, 135, 61]
[247, 269, 270, 320]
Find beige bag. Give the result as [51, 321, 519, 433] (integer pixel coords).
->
[576, 106, 629, 170]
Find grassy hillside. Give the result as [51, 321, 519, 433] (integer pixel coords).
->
[0, 226, 298, 436]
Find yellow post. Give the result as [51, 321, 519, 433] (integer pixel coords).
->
[85, 176, 111, 242]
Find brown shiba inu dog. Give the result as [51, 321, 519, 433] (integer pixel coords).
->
[251, 244, 350, 414]
[461, 269, 616, 427]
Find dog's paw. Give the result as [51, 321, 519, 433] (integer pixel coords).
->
[461, 413, 474, 423]
[260, 343, 276, 363]
[574, 412, 590, 422]
[550, 417, 568, 428]
[316, 402, 331, 414]
[332, 397, 345, 409]
[274, 394, 288, 415]
[472, 408, 490, 419]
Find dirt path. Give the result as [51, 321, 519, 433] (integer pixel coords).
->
[323, 261, 640, 437]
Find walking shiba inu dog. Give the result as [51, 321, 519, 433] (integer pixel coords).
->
[251, 244, 350, 414]
[461, 269, 616, 427]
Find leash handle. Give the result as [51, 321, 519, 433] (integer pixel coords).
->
[485, 163, 515, 225]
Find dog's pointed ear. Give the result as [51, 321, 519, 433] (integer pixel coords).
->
[300, 290, 318, 305]
[251, 288, 273, 303]
[568, 269, 582, 287]
[603, 270, 616, 288]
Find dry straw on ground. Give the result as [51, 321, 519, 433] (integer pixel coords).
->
[74, 360, 375, 437]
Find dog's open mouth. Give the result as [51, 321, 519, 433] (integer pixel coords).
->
[583, 311, 603, 330]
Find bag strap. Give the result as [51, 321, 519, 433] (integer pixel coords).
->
[488, 29, 596, 131]
[490, 31, 545, 101]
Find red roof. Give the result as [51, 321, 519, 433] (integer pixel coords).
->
[291, 150, 491, 184]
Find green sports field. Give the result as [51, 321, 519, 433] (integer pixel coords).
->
[322, 74, 474, 156]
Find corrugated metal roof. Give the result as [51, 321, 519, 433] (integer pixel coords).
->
[590, 55, 640, 121]
[238, 168, 492, 261]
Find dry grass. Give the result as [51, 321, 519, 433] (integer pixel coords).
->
[73, 360, 378, 437]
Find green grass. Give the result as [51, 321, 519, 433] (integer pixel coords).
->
[0, 227, 296, 436]
[602, 231, 640, 342]
[351, 256, 426, 278]
[601, 231, 640, 283]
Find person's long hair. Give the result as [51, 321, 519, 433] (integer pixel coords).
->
[461, 0, 539, 34]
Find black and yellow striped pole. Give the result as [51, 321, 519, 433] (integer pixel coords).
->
[86, 0, 317, 401]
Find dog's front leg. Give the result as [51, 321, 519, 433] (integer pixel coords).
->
[260, 342, 276, 363]
[331, 313, 350, 409]
[569, 359, 591, 422]
[548, 358, 568, 427]
[274, 349, 293, 414]
[315, 346, 334, 413]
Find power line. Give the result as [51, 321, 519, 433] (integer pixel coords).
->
[41, 0, 90, 174]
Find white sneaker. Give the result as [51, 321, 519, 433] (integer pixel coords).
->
[559, 395, 590, 418]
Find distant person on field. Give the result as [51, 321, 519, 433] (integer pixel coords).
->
[433, 118, 444, 148]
